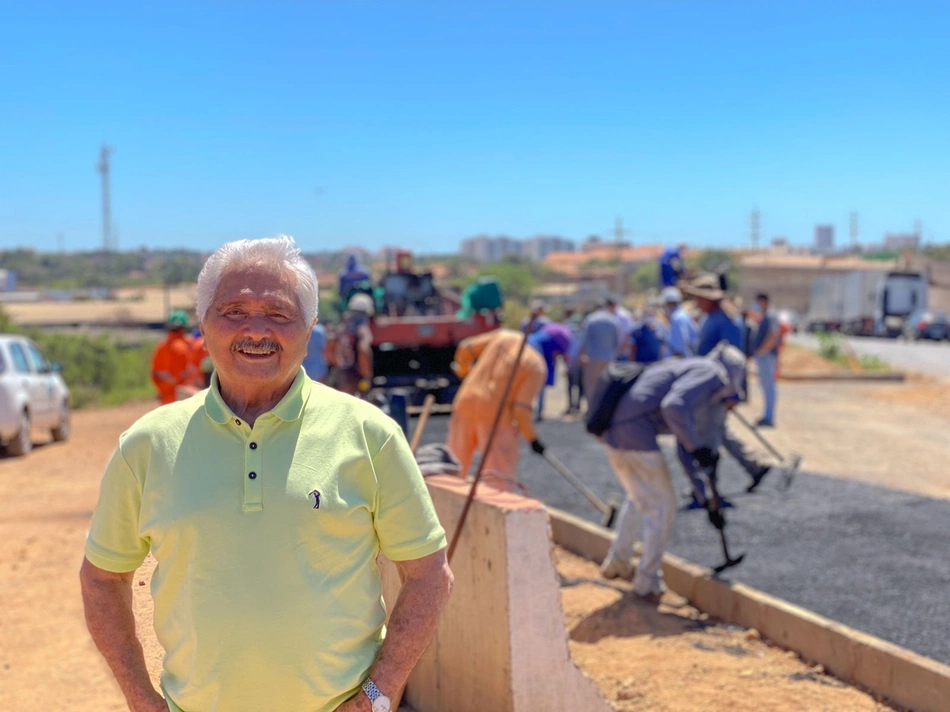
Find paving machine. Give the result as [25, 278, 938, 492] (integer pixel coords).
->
[327, 251, 503, 407]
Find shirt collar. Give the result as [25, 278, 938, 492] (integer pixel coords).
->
[204, 367, 312, 425]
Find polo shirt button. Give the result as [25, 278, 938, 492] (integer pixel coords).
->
[248, 472, 257, 479]
[249, 442, 257, 450]
[235, 419, 242, 426]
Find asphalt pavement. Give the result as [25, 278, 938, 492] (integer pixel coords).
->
[417, 414, 950, 665]
[790, 333, 950, 379]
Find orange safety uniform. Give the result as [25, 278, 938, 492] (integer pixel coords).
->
[151, 332, 195, 405]
[448, 329, 547, 492]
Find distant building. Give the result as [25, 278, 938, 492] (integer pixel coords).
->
[883, 232, 920, 251]
[0, 269, 16, 292]
[814, 225, 835, 254]
[460, 235, 523, 263]
[771, 236, 789, 250]
[521, 235, 575, 262]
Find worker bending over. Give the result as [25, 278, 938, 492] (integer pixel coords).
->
[449, 329, 553, 492]
[598, 343, 746, 602]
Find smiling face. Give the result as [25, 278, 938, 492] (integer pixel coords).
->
[202, 266, 314, 402]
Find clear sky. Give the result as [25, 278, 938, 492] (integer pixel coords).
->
[1, 1, 947, 254]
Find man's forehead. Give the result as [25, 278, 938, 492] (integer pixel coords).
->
[214, 269, 297, 304]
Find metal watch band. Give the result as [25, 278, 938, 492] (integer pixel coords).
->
[361, 677, 383, 703]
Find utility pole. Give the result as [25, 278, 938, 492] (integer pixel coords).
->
[612, 216, 634, 297]
[97, 145, 114, 251]
[849, 212, 859, 252]
[750, 208, 760, 250]
[914, 218, 923, 245]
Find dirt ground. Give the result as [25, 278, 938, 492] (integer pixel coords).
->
[555, 547, 894, 712]
[1, 377, 944, 711]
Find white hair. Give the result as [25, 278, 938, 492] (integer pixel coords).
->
[196, 235, 319, 325]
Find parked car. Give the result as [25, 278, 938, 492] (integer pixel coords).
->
[902, 310, 949, 341]
[0, 334, 71, 456]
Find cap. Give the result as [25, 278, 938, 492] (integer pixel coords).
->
[167, 310, 189, 329]
[660, 287, 683, 304]
[347, 292, 375, 315]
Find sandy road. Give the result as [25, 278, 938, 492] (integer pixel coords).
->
[0, 401, 156, 712]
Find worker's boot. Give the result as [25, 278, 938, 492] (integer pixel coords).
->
[600, 553, 635, 581]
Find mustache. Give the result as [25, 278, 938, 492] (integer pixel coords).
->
[231, 338, 282, 354]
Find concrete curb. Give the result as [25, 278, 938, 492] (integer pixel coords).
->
[549, 508, 950, 712]
[780, 371, 906, 382]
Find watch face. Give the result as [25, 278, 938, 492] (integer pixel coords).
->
[372, 696, 392, 712]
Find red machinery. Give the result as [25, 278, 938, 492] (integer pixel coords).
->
[327, 252, 502, 404]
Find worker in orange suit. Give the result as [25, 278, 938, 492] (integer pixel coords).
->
[448, 328, 548, 492]
[151, 310, 196, 405]
[190, 330, 214, 388]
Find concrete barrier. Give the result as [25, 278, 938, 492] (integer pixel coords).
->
[549, 508, 950, 712]
[380, 476, 612, 712]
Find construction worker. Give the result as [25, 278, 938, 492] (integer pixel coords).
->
[448, 329, 549, 492]
[598, 343, 747, 601]
[338, 253, 371, 300]
[629, 305, 665, 364]
[190, 328, 214, 389]
[681, 274, 772, 492]
[527, 321, 573, 422]
[575, 300, 623, 402]
[750, 292, 781, 427]
[329, 293, 374, 396]
[659, 243, 688, 288]
[661, 287, 698, 358]
[151, 310, 195, 405]
[302, 321, 328, 383]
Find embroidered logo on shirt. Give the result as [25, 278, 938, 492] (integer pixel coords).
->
[309, 489, 321, 509]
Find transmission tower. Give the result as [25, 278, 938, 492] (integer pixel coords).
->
[849, 212, 859, 251]
[97, 145, 114, 251]
[914, 218, 923, 245]
[750, 208, 760, 250]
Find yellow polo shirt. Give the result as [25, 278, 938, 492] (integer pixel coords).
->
[85, 369, 446, 712]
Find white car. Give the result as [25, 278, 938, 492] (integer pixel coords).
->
[0, 334, 71, 456]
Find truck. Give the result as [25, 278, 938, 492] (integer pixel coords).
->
[805, 270, 927, 337]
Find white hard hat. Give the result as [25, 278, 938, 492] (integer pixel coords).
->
[347, 293, 375, 315]
[661, 287, 683, 304]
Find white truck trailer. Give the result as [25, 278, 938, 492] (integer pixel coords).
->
[806, 270, 927, 337]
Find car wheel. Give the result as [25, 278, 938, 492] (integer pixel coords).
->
[51, 401, 70, 442]
[6, 410, 32, 457]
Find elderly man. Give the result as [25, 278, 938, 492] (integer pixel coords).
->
[448, 328, 552, 491]
[81, 236, 452, 712]
[598, 343, 746, 600]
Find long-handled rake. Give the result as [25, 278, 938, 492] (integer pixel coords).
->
[729, 409, 803, 491]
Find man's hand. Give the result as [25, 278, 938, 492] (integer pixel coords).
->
[131, 693, 172, 712]
[530, 439, 546, 456]
[692, 447, 718, 470]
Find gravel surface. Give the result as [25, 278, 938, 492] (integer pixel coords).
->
[418, 414, 950, 665]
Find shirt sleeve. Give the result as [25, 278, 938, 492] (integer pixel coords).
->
[84, 442, 151, 573]
[659, 366, 725, 453]
[372, 429, 447, 562]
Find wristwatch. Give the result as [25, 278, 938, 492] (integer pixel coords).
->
[361, 677, 392, 712]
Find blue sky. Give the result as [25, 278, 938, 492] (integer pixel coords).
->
[1, 1, 947, 254]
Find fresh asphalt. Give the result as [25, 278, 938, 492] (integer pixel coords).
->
[417, 415, 950, 665]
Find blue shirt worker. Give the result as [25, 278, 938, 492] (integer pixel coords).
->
[659, 243, 687, 288]
[661, 287, 698, 358]
[629, 311, 665, 364]
[575, 303, 623, 400]
[527, 322, 572, 421]
[749, 292, 781, 427]
[302, 322, 328, 383]
[338, 253, 371, 299]
[598, 344, 747, 600]
[681, 274, 772, 492]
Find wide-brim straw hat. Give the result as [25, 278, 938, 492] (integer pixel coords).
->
[681, 273, 725, 301]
